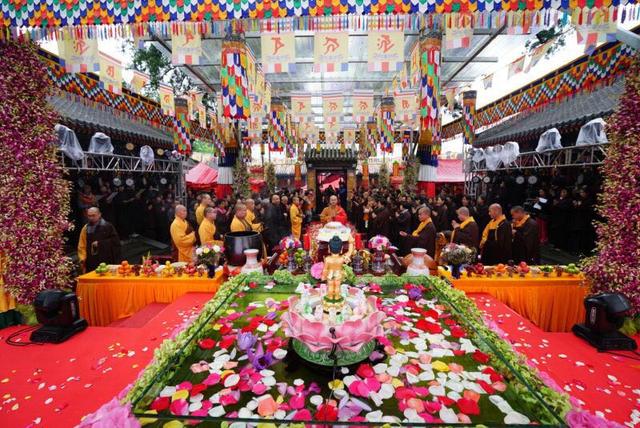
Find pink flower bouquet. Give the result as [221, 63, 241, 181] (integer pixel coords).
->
[368, 235, 390, 252]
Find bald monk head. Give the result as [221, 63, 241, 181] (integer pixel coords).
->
[245, 198, 255, 211]
[200, 193, 212, 206]
[417, 206, 431, 222]
[488, 203, 503, 219]
[235, 203, 247, 219]
[175, 204, 188, 220]
[87, 207, 102, 225]
[456, 206, 470, 221]
[204, 206, 217, 221]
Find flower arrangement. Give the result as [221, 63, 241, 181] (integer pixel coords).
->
[440, 243, 475, 266]
[368, 235, 390, 252]
[279, 236, 302, 252]
[0, 39, 73, 304]
[582, 56, 640, 315]
[195, 243, 224, 266]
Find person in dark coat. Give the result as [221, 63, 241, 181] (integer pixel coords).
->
[450, 207, 480, 253]
[395, 203, 414, 255]
[510, 206, 540, 264]
[475, 196, 490, 233]
[480, 204, 512, 265]
[400, 207, 436, 258]
[550, 188, 572, 250]
[262, 194, 286, 254]
[432, 196, 449, 232]
[77, 207, 121, 273]
[370, 198, 392, 239]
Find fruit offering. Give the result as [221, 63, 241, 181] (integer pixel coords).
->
[196, 264, 207, 277]
[278, 251, 288, 266]
[565, 263, 580, 276]
[495, 264, 507, 276]
[185, 263, 197, 277]
[540, 265, 553, 277]
[517, 262, 530, 277]
[474, 263, 485, 275]
[132, 264, 141, 276]
[554, 265, 564, 277]
[117, 261, 132, 276]
[141, 259, 157, 277]
[95, 262, 109, 276]
[161, 261, 175, 277]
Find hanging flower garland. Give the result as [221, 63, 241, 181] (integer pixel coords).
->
[0, 39, 73, 304]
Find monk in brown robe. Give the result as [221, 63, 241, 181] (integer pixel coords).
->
[400, 207, 436, 258]
[480, 204, 512, 265]
[77, 207, 121, 273]
[320, 195, 348, 224]
[451, 206, 480, 252]
[511, 206, 540, 264]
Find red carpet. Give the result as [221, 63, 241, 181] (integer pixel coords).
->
[469, 293, 640, 426]
[0, 293, 214, 428]
[107, 303, 168, 328]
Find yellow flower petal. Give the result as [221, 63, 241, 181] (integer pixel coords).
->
[391, 378, 404, 388]
[432, 361, 450, 372]
[328, 379, 344, 390]
[140, 410, 158, 426]
[171, 389, 189, 401]
[163, 421, 183, 428]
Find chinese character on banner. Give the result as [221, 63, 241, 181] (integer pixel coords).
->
[290, 91, 312, 122]
[171, 28, 202, 65]
[343, 127, 356, 147]
[322, 92, 344, 118]
[159, 83, 175, 116]
[395, 90, 417, 123]
[313, 32, 349, 73]
[58, 34, 99, 73]
[130, 70, 149, 94]
[261, 33, 296, 73]
[410, 42, 421, 88]
[352, 90, 374, 123]
[187, 91, 203, 121]
[368, 31, 404, 73]
[98, 52, 122, 94]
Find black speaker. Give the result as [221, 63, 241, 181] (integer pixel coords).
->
[573, 293, 637, 351]
[30, 290, 87, 344]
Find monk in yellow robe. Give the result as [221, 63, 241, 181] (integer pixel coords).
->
[230, 203, 255, 232]
[245, 198, 263, 232]
[170, 205, 196, 262]
[320, 195, 348, 224]
[195, 193, 212, 225]
[290, 196, 303, 240]
[198, 206, 222, 246]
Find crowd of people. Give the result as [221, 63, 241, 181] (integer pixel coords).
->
[75, 166, 600, 270]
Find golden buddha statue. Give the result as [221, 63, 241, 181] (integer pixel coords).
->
[321, 236, 346, 310]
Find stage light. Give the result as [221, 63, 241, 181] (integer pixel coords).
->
[30, 290, 87, 344]
[572, 293, 637, 351]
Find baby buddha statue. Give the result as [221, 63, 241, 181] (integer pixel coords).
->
[321, 236, 347, 312]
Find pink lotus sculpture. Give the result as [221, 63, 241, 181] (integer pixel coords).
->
[280, 290, 385, 353]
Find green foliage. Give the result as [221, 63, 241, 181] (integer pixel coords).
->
[378, 161, 389, 188]
[264, 162, 277, 193]
[402, 156, 418, 192]
[525, 21, 572, 58]
[232, 157, 251, 199]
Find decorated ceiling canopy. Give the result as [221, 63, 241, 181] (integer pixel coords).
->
[2, 1, 638, 33]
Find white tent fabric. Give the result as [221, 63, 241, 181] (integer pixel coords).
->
[140, 145, 155, 166]
[501, 142, 520, 166]
[55, 124, 84, 161]
[471, 148, 485, 163]
[88, 132, 114, 154]
[484, 146, 502, 171]
[576, 118, 608, 146]
[535, 128, 562, 153]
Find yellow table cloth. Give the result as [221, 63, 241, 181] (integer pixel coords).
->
[439, 267, 589, 332]
[76, 271, 225, 327]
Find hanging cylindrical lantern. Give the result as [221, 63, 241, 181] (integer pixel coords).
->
[294, 162, 302, 188]
[366, 119, 378, 159]
[173, 97, 192, 155]
[379, 96, 395, 154]
[418, 29, 442, 196]
[362, 161, 369, 190]
[462, 90, 477, 146]
[221, 33, 250, 119]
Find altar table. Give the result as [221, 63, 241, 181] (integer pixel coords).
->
[76, 271, 224, 327]
[439, 267, 589, 332]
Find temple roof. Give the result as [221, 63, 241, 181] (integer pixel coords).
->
[48, 94, 174, 148]
[305, 148, 357, 163]
[474, 79, 624, 147]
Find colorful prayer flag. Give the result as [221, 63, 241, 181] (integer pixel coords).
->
[130, 70, 149, 94]
[410, 42, 421, 88]
[482, 74, 493, 89]
[506, 11, 530, 35]
[158, 83, 175, 117]
[445, 88, 456, 111]
[445, 24, 473, 50]
[343, 127, 356, 147]
[525, 43, 550, 73]
[221, 38, 250, 119]
[171, 28, 202, 65]
[290, 91, 312, 119]
[352, 90, 374, 123]
[198, 104, 207, 129]
[394, 90, 417, 123]
[368, 31, 404, 73]
[98, 52, 122, 94]
[261, 33, 296, 74]
[313, 32, 349, 73]
[322, 92, 343, 118]
[57, 34, 99, 73]
[508, 56, 526, 78]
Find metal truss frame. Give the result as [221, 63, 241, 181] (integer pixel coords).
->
[464, 143, 609, 198]
[59, 151, 187, 202]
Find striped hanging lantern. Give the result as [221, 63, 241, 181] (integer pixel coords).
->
[418, 30, 442, 187]
[462, 90, 477, 146]
[366, 119, 379, 159]
[172, 98, 191, 155]
[379, 96, 395, 153]
[268, 98, 286, 152]
[221, 33, 250, 119]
